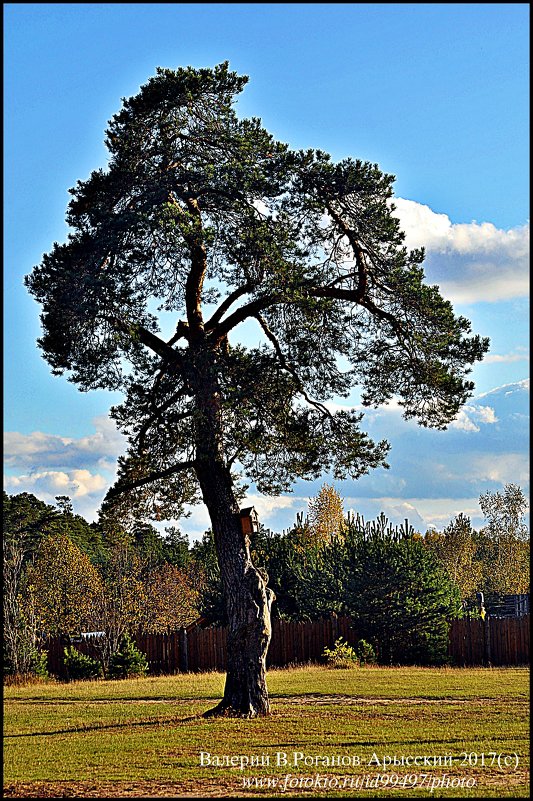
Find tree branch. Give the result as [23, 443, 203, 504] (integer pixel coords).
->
[107, 459, 196, 499]
[254, 313, 334, 420]
[210, 294, 279, 344]
[166, 320, 190, 347]
[308, 286, 400, 332]
[205, 284, 252, 332]
[104, 315, 184, 364]
[325, 202, 367, 301]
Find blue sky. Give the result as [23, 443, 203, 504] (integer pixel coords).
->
[4, 3, 529, 537]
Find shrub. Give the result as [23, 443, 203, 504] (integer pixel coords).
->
[323, 637, 359, 669]
[2, 645, 49, 684]
[63, 645, 102, 681]
[355, 638, 377, 665]
[108, 633, 148, 679]
[30, 648, 49, 679]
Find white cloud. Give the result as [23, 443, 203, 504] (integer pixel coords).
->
[450, 404, 498, 432]
[244, 493, 301, 520]
[3, 415, 126, 471]
[3, 416, 126, 522]
[391, 197, 529, 303]
[3, 431, 71, 466]
[483, 352, 529, 364]
[3, 468, 109, 521]
[465, 453, 530, 485]
[475, 378, 529, 400]
[4, 469, 107, 498]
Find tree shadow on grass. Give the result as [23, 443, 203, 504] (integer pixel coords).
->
[253, 734, 530, 750]
[4, 713, 206, 738]
[6, 694, 221, 704]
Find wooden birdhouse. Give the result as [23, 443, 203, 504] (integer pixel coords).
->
[239, 506, 260, 536]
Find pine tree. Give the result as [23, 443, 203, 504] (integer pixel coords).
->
[25, 63, 488, 715]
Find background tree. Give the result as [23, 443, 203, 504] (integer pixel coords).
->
[25, 533, 102, 636]
[130, 522, 167, 570]
[142, 563, 201, 632]
[476, 484, 530, 595]
[95, 542, 147, 672]
[479, 484, 529, 541]
[340, 522, 462, 665]
[190, 530, 227, 625]
[3, 492, 61, 560]
[53, 495, 106, 563]
[25, 63, 489, 716]
[3, 493, 47, 674]
[424, 514, 482, 601]
[305, 483, 346, 546]
[3, 537, 38, 675]
[162, 525, 191, 568]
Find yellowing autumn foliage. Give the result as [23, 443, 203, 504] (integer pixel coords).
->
[143, 563, 201, 632]
[26, 533, 102, 635]
[424, 514, 482, 600]
[306, 484, 346, 547]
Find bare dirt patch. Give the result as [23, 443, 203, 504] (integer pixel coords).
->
[4, 771, 530, 798]
[278, 693, 524, 706]
[2, 779, 246, 798]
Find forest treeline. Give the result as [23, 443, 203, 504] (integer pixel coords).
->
[3, 483, 529, 674]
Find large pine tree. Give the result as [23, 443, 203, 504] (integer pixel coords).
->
[26, 63, 489, 716]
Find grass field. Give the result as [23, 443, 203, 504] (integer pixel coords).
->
[3, 665, 530, 798]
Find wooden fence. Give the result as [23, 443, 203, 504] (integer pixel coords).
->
[448, 615, 530, 666]
[486, 593, 530, 618]
[45, 614, 529, 678]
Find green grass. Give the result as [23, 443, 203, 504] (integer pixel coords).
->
[3, 666, 530, 798]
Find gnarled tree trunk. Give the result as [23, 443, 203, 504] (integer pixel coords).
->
[195, 457, 274, 717]
[191, 344, 274, 717]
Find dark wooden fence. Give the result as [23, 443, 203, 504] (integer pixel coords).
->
[486, 593, 530, 618]
[448, 615, 530, 666]
[45, 614, 529, 677]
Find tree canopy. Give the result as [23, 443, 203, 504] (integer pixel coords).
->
[26, 62, 489, 525]
[25, 62, 490, 715]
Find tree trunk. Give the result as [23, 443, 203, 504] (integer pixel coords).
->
[195, 458, 274, 717]
[190, 344, 274, 717]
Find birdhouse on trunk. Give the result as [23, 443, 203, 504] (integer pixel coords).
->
[239, 506, 260, 536]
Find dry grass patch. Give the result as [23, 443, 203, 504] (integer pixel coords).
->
[4, 666, 529, 798]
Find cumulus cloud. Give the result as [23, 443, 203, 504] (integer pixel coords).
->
[3, 468, 110, 521]
[3, 415, 126, 472]
[4, 469, 107, 498]
[3, 416, 127, 522]
[391, 197, 529, 303]
[450, 404, 498, 432]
